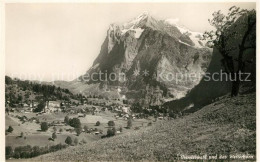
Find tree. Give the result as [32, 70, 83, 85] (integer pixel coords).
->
[107, 121, 115, 127]
[74, 138, 79, 145]
[95, 121, 101, 126]
[127, 119, 132, 128]
[107, 128, 116, 137]
[59, 128, 63, 133]
[69, 118, 81, 128]
[64, 115, 69, 125]
[6, 146, 13, 159]
[5, 76, 13, 85]
[7, 126, 13, 133]
[41, 122, 48, 132]
[84, 125, 88, 133]
[52, 132, 57, 140]
[18, 95, 23, 102]
[53, 126, 57, 132]
[203, 6, 256, 97]
[123, 100, 128, 104]
[65, 136, 72, 145]
[5, 108, 9, 115]
[75, 128, 82, 136]
[112, 127, 116, 135]
[34, 101, 46, 112]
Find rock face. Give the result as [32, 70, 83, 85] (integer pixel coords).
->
[79, 12, 212, 104]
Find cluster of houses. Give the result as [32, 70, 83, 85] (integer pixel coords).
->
[6, 95, 134, 120]
[6, 100, 66, 114]
[6, 100, 39, 113]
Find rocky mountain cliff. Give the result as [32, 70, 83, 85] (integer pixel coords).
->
[73, 12, 213, 105]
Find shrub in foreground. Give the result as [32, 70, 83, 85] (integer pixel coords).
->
[6, 144, 68, 159]
[7, 126, 13, 133]
[65, 136, 72, 145]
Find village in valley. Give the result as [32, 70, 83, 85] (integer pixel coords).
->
[5, 76, 165, 159]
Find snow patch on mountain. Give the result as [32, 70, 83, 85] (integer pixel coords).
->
[165, 19, 207, 48]
[120, 12, 147, 38]
[91, 63, 99, 69]
[133, 28, 144, 38]
[178, 40, 192, 47]
[121, 28, 144, 38]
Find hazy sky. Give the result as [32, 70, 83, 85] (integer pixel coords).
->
[5, 3, 256, 81]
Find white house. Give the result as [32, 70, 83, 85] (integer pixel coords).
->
[78, 113, 85, 117]
[45, 101, 61, 113]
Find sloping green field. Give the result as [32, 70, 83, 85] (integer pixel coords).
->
[34, 93, 256, 161]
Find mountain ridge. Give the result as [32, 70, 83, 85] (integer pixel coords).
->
[71, 12, 213, 104]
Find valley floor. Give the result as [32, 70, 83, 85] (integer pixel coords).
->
[34, 92, 256, 161]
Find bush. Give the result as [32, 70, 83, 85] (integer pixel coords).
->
[96, 121, 101, 126]
[14, 152, 20, 159]
[52, 132, 57, 140]
[75, 128, 82, 136]
[81, 139, 87, 144]
[41, 122, 48, 131]
[64, 115, 69, 125]
[65, 136, 72, 145]
[127, 119, 132, 128]
[7, 126, 13, 133]
[107, 127, 116, 137]
[84, 125, 88, 132]
[31, 146, 40, 157]
[74, 138, 79, 145]
[14, 145, 32, 158]
[9, 143, 67, 159]
[108, 121, 115, 127]
[6, 146, 13, 159]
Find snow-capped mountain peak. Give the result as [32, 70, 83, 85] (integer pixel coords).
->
[135, 11, 150, 20]
[108, 13, 209, 48]
[123, 11, 150, 29]
[119, 12, 151, 39]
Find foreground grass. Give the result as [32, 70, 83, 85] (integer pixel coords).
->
[34, 93, 256, 161]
